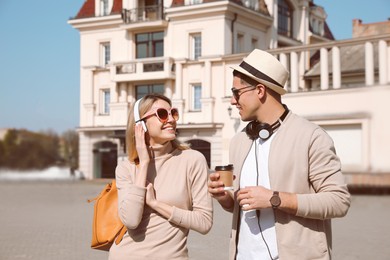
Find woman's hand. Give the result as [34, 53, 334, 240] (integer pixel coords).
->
[134, 123, 151, 187]
[145, 182, 173, 219]
[145, 182, 157, 209]
[134, 123, 151, 164]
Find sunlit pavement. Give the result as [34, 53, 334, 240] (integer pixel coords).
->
[0, 179, 389, 260]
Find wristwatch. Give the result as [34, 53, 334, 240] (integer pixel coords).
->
[270, 191, 281, 209]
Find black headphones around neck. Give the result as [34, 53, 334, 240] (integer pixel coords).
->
[245, 105, 289, 141]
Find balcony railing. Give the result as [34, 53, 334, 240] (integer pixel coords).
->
[112, 57, 175, 82]
[267, 33, 390, 92]
[115, 58, 168, 74]
[121, 5, 164, 24]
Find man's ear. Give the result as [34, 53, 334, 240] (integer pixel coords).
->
[256, 83, 266, 98]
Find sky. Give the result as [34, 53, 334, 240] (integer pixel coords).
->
[0, 0, 389, 134]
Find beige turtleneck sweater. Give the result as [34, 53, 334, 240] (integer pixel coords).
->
[109, 141, 213, 260]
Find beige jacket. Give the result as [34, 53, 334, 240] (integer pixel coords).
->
[227, 112, 351, 260]
[109, 142, 213, 260]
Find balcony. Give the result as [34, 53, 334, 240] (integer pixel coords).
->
[121, 5, 164, 24]
[111, 57, 175, 82]
[267, 33, 390, 93]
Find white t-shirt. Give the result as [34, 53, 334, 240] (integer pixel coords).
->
[237, 135, 279, 260]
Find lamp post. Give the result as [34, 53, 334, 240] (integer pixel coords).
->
[227, 106, 233, 117]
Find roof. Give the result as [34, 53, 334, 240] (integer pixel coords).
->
[308, 1, 334, 40]
[305, 44, 379, 77]
[323, 22, 334, 40]
[74, 0, 122, 19]
[172, 0, 243, 7]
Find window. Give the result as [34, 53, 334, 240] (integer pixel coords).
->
[101, 42, 110, 66]
[243, 0, 259, 10]
[136, 32, 164, 59]
[187, 139, 211, 167]
[102, 89, 110, 114]
[251, 38, 258, 50]
[190, 33, 202, 60]
[318, 21, 324, 36]
[100, 0, 109, 16]
[185, 0, 202, 5]
[191, 84, 202, 111]
[237, 33, 244, 53]
[278, 0, 293, 37]
[322, 124, 363, 168]
[136, 84, 164, 99]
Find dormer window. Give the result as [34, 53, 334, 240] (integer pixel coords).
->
[243, 0, 259, 11]
[185, 0, 202, 5]
[309, 6, 326, 36]
[311, 19, 324, 36]
[278, 0, 293, 38]
[100, 0, 109, 16]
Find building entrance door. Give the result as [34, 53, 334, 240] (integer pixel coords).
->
[187, 139, 211, 168]
[93, 141, 117, 179]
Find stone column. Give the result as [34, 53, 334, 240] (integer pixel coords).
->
[172, 61, 185, 124]
[365, 42, 374, 86]
[290, 52, 299, 92]
[332, 46, 341, 89]
[110, 83, 118, 103]
[119, 82, 127, 102]
[82, 68, 96, 127]
[320, 48, 329, 90]
[378, 40, 388, 84]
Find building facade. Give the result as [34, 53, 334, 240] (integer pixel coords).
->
[69, 0, 390, 186]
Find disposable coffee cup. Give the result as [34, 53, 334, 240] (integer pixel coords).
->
[215, 164, 234, 190]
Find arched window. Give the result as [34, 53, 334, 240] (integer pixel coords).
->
[93, 141, 117, 179]
[278, 0, 293, 38]
[187, 139, 211, 168]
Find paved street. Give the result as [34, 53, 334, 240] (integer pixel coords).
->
[0, 180, 389, 260]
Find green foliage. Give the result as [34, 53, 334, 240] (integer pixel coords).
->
[0, 141, 4, 165]
[0, 128, 79, 171]
[61, 129, 79, 170]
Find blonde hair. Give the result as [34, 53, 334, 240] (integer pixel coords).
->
[126, 93, 189, 163]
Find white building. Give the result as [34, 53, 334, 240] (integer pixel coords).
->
[69, 0, 390, 188]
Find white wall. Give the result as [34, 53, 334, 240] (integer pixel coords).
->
[284, 85, 390, 173]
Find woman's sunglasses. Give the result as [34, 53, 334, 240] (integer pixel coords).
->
[141, 108, 179, 123]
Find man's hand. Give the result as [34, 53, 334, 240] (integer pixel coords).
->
[238, 186, 298, 215]
[237, 186, 273, 211]
[208, 172, 234, 211]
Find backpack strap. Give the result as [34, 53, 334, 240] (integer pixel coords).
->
[115, 225, 127, 245]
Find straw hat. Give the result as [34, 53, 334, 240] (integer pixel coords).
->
[231, 49, 289, 95]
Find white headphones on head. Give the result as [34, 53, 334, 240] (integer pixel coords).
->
[134, 97, 147, 132]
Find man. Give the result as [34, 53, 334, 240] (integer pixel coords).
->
[208, 49, 351, 260]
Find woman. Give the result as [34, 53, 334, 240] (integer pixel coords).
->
[109, 94, 213, 260]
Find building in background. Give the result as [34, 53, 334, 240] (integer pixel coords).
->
[0, 129, 9, 141]
[69, 0, 390, 188]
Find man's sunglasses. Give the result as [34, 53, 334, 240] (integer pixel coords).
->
[231, 86, 257, 101]
[141, 108, 179, 123]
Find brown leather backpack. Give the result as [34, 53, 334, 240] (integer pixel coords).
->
[88, 180, 127, 251]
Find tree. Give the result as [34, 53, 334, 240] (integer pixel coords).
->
[2, 129, 18, 168]
[0, 129, 61, 170]
[61, 129, 79, 172]
[0, 140, 5, 166]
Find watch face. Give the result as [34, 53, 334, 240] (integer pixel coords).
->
[270, 193, 281, 208]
